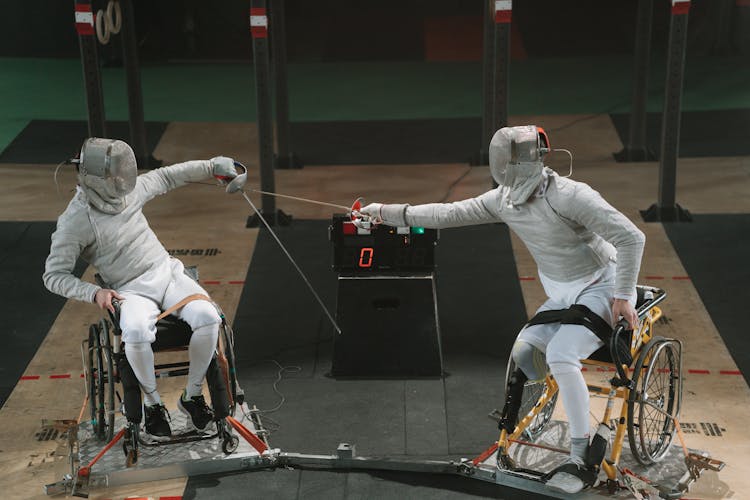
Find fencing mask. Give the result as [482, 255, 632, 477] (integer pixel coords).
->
[489, 125, 549, 209]
[77, 138, 137, 214]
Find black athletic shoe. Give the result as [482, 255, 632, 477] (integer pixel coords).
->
[178, 393, 214, 431]
[144, 403, 172, 438]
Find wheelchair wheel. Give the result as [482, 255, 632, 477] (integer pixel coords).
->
[505, 355, 558, 439]
[627, 336, 681, 465]
[87, 321, 116, 442]
[220, 322, 239, 415]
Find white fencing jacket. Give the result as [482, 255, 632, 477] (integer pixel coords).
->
[43, 161, 215, 303]
[379, 169, 645, 301]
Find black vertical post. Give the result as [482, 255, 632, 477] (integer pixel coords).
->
[615, 0, 655, 162]
[119, 0, 152, 168]
[270, 0, 300, 169]
[642, 0, 692, 222]
[75, 0, 107, 138]
[478, 0, 495, 166]
[248, 0, 290, 227]
[492, 1, 512, 136]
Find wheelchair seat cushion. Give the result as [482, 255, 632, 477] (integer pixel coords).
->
[152, 315, 194, 351]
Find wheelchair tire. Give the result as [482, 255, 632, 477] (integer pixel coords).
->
[627, 336, 681, 465]
[222, 435, 240, 455]
[505, 354, 557, 439]
[88, 322, 116, 442]
[98, 319, 116, 442]
[220, 323, 239, 416]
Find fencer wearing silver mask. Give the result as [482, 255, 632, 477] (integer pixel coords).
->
[359, 125, 645, 494]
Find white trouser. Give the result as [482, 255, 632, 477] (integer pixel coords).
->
[514, 264, 627, 439]
[118, 258, 221, 404]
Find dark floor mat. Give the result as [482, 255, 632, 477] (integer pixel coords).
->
[290, 118, 482, 165]
[610, 109, 750, 159]
[207, 220, 529, 498]
[664, 214, 750, 386]
[0, 222, 87, 408]
[0, 119, 167, 164]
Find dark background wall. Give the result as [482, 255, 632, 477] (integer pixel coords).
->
[2, 0, 746, 61]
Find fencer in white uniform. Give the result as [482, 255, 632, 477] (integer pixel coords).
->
[43, 138, 238, 438]
[359, 125, 644, 494]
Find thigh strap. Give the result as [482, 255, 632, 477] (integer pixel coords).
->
[526, 304, 611, 342]
[157, 293, 212, 321]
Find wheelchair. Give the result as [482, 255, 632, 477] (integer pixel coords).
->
[82, 267, 244, 466]
[493, 285, 691, 493]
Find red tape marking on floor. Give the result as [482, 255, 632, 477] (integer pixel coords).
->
[688, 369, 710, 374]
[20, 375, 40, 380]
[228, 280, 245, 285]
[719, 370, 742, 375]
[50, 374, 71, 379]
[519, 276, 536, 281]
[202, 280, 221, 285]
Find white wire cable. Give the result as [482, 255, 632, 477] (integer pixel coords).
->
[53, 160, 69, 201]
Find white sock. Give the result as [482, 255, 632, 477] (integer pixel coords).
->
[549, 363, 591, 440]
[125, 342, 160, 406]
[185, 323, 219, 399]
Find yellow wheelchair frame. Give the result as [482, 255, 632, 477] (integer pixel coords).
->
[494, 285, 689, 493]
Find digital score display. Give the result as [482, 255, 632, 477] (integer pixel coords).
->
[330, 214, 438, 272]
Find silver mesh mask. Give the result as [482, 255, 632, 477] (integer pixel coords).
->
[77, 138, 137, 213]
[489, 125, 548, 209]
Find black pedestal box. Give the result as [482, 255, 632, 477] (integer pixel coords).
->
[331, 273, 443, 378]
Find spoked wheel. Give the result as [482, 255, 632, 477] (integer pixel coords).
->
[627, 336, 681, 465]
[505, 355, 558, 440]
[98, 319, 116, 442]
[87, 322, 116, 442]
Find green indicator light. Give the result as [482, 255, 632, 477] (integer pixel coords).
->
[411, 227, 425, 235]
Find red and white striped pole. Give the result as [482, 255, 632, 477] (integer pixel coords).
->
[671, 0, 691, 15]
[74, 0, 106, 138]
[644, 0, 692, 221]
[74, 2, 95, 36]
[495, 0, 512, 24]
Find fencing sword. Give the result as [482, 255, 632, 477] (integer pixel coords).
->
[223, 162, 343, 335]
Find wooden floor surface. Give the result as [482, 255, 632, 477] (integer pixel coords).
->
[0, 116, 747, 499]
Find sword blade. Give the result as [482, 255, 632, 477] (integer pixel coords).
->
[240, 191, 342, 335]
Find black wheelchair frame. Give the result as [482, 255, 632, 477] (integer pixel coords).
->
[82, 269, 245, 465]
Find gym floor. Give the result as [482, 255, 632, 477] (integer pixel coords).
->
[0, 55, 748, 500]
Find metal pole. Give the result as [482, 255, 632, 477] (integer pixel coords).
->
[492, 1, 512, 135]
[614, 0, 654, 162]
[269, 0, 300, 169]
[478, 0, 495, 166]
[642, 0, 692, 222]
[74, 0, 107, 138]
[248, 0, 290, 227]
[119, 0, 151, 168]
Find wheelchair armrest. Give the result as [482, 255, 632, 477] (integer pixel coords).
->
[635, 286, 667, 319]
[106, 299, 122, 326]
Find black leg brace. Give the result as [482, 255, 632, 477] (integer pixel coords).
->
[500, 368, 528, 433]
[118, 355, 142, 424]
[206, 357, 231, 420]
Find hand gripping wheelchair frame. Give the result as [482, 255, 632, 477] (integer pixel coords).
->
[483, 285, 725, 497]
[81, 267, 249, 467]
